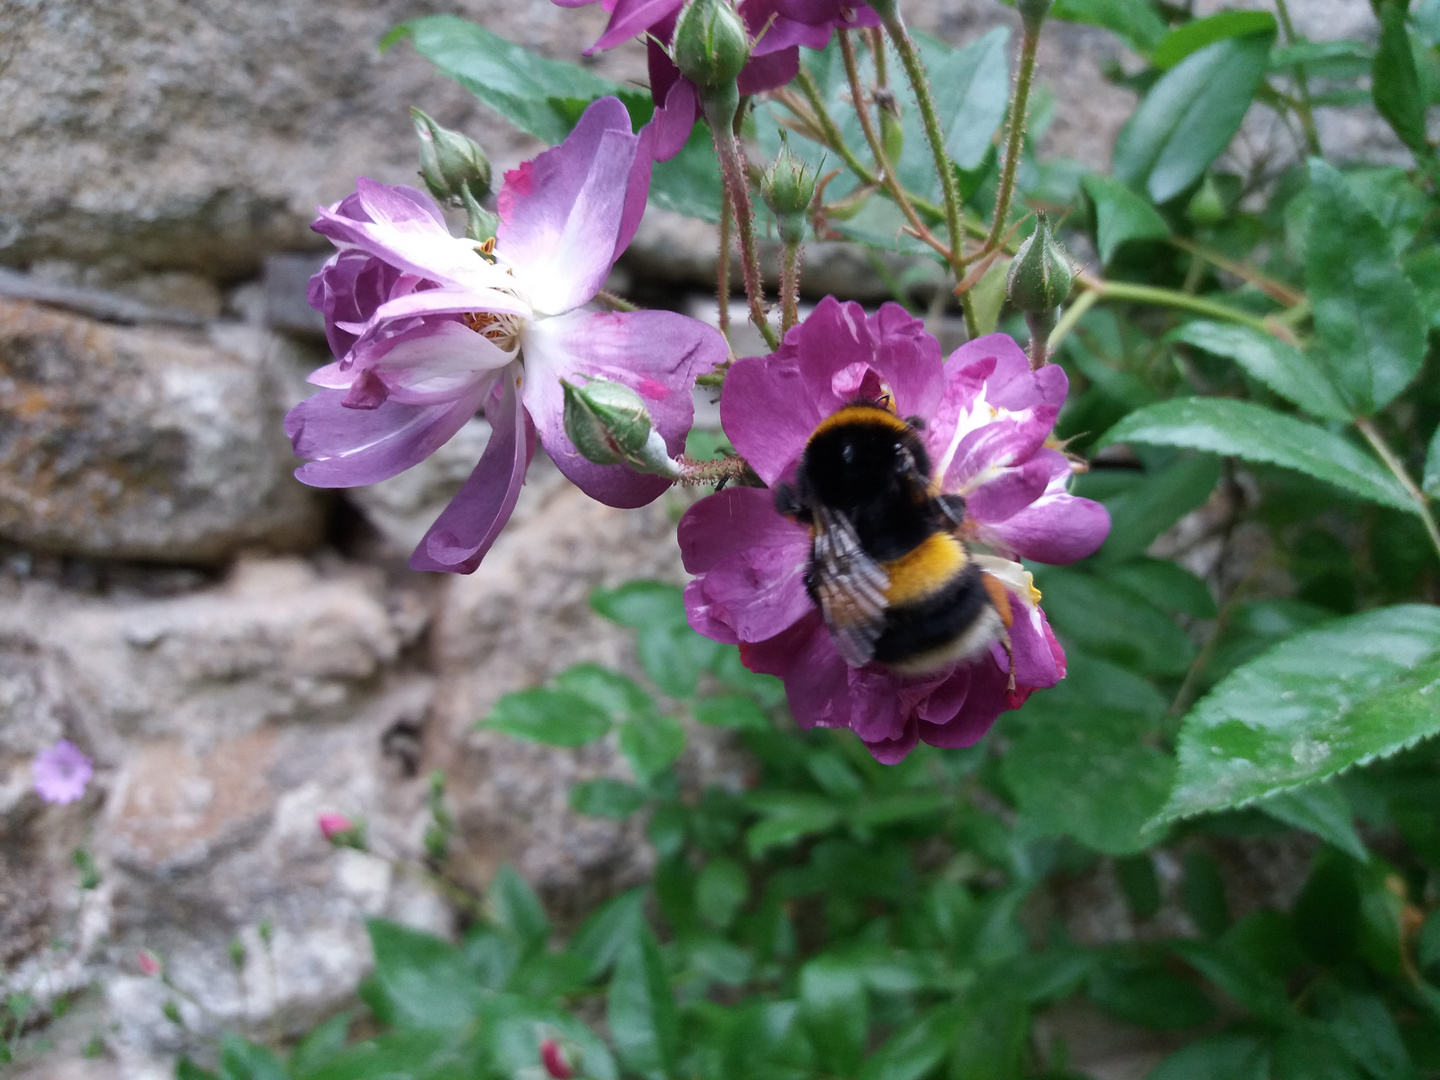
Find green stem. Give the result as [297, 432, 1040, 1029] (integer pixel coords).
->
[1047, 288, 1099, 351]
[880, 9, 966, 272]
[1091, 279, 1276, 334]
[704, 99, 779, 350]
[1356, 417, 1440, 563]
[793, 65, 878, 187]
[1273, 0, 1323, 156]
[986, 23, 1041, 252]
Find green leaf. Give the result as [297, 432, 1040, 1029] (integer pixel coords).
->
[592, 581, 687, 627]
[1100, 559, 1217, 619]
[1050, 0, 1168, 55]
[649, 123, 724, 223]
[695, 857, 749, 930]
[220, 1037, 288, 1080]
[744, 794, 844, 858]
[1313, 983, 1412, 1080]
[618, 714, 686, 783]
[1081, 173, 1170, 263]
[1257, 782, 1368, 861]
[1271, 1023, 1364, 1080]
[799, 956, 868, 1077]
[1030, 567, 1196, 676]
[1270, 40, 1374, 79]
[290, 1012, 352, 1074]
[1095, 453, 1221, 562]
[1161, 605, 1440, 820]
[607, 930, 679, 1080]
[568, 888, 646, 982]
[360, 920, 483, 1031]
[553, 664, 655, 723]
[1306, 160, 1427, 417]
[1172, 321, 1352, 423]
[1115, 854, 1162, 919]
[1426, 424, 1440, 498]
[948, 994, 1030, 1080]
[1169, 940, 1289, 1020]
[570, 778, 648, 819]
[1101, 397, 1413, 511]
[479, 995, 618, 1080]
[1180, 848, 1230, 937]
[692, 694, 771, 731]
[1148, 1031, 1270, 1080]
[933, 27, 1011, 171]
[487, 865, 550, 952]
[858, 1004, 964, 1080]
[1373, 0, 1430, 152]
[1293, 853, 1362, 964]
[593, 581, 726, 698]
[479, 688, 613, 746]
[1153, 11, 1278, 69]
[387, 17, 648, 145]
[1004, 708, 1175, 855]
[1113, 32, 1274, 203]
[1087, 956, 1216, 1029]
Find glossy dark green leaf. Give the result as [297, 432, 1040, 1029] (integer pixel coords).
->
[933, 27, 1011, 171]
[695, 856, 749, 930]
[1096, 453, 1221, 563]
[799, 956, 868, 1077]
[1102, 397, 1413, 511]
[1169, 939, 1289, 1020]
[361, 920, 483, 1031]
[1313, 983, 1412, 1080]
[1162, 606, 1440, 820]
[1152, 11, 1277, 69]
[1373, 0, 1430, 152]
[1005, 708, 1175, 855]
[607, 930, 679, 1080]
[1081, 173, 1170, 263]
[554, 664, 655, 723]
[488, 865, 550, 952]
[570, 778, 648, 819]
[568, 888, 646, 982]
[1271, 1023, 1364, 1080]
[1050, 0, 1168, 54]
[478, 688, 612, 746]
[219, 1037, 288, 1080]
[1147, 1031, 1270, 1080]
[858, 1004, 964, 1080]
[591, 580, 687, 627]
[1306, 160, 1426, 417]
[386, 17, 648, 145]
[1087, 956, 1216, 1029]
[1101, 559, 1217, 619]
[1172, 321, 1352, 423]
[1030, 567, 1196, 676]
[618, 714, 686, 783]
[1113, 32, 1274, 203]
[1256, 782, 1368, 861]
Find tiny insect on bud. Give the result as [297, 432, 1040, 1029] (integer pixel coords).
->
[1006, 212, 1074, 315]
[671, 0, 750, 93]
[540, 1038, 574, 1079]
[562, 378, 681, 479]
[411, 107, 492, 207]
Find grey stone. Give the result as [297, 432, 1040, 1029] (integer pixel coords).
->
[0, 298, 325, 563]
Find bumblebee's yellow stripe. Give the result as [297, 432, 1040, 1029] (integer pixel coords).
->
[882, 532, 969, 605]
[809, 404, 910, 443]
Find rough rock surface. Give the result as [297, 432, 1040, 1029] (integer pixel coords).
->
[0, 299, 324, 563]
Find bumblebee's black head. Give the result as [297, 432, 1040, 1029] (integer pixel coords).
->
[797, 402, 930, 513]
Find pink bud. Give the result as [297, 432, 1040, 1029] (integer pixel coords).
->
[138, 950, 161, 977]
[318, 813, 353, 842]
[540, 1038, 573, 1079]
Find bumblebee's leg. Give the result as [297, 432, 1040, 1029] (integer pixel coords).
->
[1000, 630, 1016, 693]
[936, 494, 967, 528]
[774, 482, 806, 521]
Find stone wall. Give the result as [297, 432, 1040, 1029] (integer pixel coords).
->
[0, 0, 1385, 1076]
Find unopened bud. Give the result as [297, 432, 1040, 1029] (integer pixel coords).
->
[1187, 175, 1227, 226]
[540, 1038, 574, 1079]
[762, 139, 816, 245]
[672, 0, 750, 93]
[138, 950, 162, 977]
[412, 108, 492, 208]
[1006, 213, 1074, 314]
[163, 1000, 183, 1026]
[1016, 0, 1052, 33]
[563, 379, 682, 479]
[318, 812, 367, 850]
[228, 939, 246, 971]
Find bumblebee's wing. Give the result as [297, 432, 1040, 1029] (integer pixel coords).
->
[812, 505, 890, 668]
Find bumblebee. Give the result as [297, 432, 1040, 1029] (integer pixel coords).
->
[774, 400, 1014, 676]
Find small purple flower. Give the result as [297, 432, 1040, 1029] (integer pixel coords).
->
[679, 297, 1110, 763]
[554, 0, 878, 116]
[33, 739, 92, 804]
[285, 96, 727, 574]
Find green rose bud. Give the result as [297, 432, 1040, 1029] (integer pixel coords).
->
[411, 107, 492, 207]
[672, 0, 750, 93]
[1187, 175, 1227, 226]
[1006, 212, 1074, 314]
[562, 378, 681, 478]
[761, 138, 816, 245]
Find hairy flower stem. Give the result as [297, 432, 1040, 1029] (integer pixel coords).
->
[879, 11, 966, 274]
[794, 66, 879, 187]
[704, 97, 778, 350]
[1024, 310, 1054, 369]
[674, 454, 753, 486]
[780, 236, 802, 335]
[718, 189, 733, 345]
[986, 23, 1040, 253]
[1357, 417, 1440, 563]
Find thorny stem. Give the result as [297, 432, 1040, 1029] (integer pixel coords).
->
[880, 10, 967, 275]
[705, 100, 779, 350]
[780, 235, 802, 334]
[1273, 0, 1323, 156]
[717, 189, 733, 345]
[673, 454, 753, 485]
[837, 31, 949, 262]
[986, 23, 1041, 253]
[1356, 417, 1440, 563]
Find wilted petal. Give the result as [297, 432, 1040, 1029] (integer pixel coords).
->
[411, 367, 537, 573]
